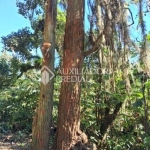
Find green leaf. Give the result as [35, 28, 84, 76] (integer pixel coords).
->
[133, 99, 143, 107]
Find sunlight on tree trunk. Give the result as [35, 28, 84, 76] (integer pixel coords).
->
[55, 0, 85, 149]
[32, 0, 57, 150]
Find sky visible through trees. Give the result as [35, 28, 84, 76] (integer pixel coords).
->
[0, 0, 150, 49]
[0, 0, 30, 47]
[0, 0, 150, 48]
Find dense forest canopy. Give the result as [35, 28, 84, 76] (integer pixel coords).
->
[0, 0, 150, 149]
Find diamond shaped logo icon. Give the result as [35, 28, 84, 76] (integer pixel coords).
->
[41, 66, 54, 85]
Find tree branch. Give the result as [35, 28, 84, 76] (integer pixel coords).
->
[84, 32, 103, 58]
[17, 63, 41, 79]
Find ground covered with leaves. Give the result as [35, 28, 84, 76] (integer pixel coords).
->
[0, 132, 31, 150]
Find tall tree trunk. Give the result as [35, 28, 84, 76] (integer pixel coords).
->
[55, 0, 85, 149]
[32, 0, 57, 150]
[95, 0, 132, 145]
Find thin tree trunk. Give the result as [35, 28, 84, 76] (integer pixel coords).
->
[55, 0, 85, 149]
[32, 0, 57, 150]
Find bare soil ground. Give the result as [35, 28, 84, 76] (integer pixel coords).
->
[0, 133, 31, 150]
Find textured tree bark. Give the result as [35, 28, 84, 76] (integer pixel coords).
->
[32, 0, 57, 150]
[95, 0, 131, 146]
[55, 0, 85, 149]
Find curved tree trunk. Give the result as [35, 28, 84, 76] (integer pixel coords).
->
[55, 0, 85, 149]
[32, 0, 57, 150]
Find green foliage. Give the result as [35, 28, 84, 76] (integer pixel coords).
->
[1, 27, 41, 59]
[0, 75, 40, 132]
[0, 4, 66, 135]
[16, 0, 43, 20]
[146, 34, 150, 41]
[0, 53, 40, 132]
[0, 58, 9, 86]
[56, 9, 66, 52]
[0, 54, 20, 88]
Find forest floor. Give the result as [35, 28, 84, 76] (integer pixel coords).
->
[0, 132, 31, 150]
[0, 132, 96, 150]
